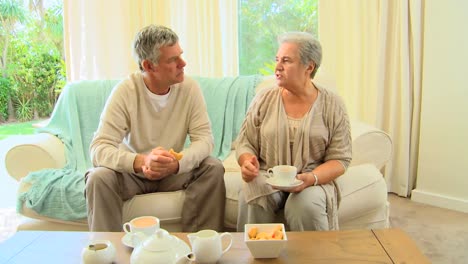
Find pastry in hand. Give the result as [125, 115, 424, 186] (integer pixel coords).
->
[169, 148, 183, 160]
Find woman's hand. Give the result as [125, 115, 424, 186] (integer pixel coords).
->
[286, 172, 314, 193]
[240, 155, 260, 182]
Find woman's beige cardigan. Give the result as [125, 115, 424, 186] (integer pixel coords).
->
[235, 82, 352, 230]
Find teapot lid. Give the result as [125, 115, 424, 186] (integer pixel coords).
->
[142, 229, 177, 252]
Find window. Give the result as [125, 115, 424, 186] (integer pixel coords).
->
[0, 0, 64, 123]
[238, 0, 318, 75]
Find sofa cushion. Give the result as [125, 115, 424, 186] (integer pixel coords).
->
[222, 151, 242, 197]
[336, 163, 388, 221]
[339, 202, 389, 230]
[17, 217, 88, 231]
[122, 190, 185, 224]
[19, 203, 88, 228]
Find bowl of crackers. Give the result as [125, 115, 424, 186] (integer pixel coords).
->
[244, 223, 287, 258]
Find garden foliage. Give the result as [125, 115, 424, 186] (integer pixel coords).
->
[0, 0, 64, 122]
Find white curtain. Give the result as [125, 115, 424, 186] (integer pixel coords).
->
[63, 0, 238, 81]
[319, 0, 424, 196]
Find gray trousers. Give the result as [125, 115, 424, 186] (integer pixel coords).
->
[237, 186, 329, 231]
[85, 156, 225, 232]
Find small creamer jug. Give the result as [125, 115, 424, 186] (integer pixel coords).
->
[187, 230, 232, 264]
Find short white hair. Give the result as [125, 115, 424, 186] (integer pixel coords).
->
[278, 32, 322, 78]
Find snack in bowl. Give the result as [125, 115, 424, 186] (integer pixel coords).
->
[244, 223, 287, 258]
[248, 225, 284, 240]
[169, 148, 183, 160]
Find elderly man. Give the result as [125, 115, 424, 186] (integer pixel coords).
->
[85, 25, 225, 232]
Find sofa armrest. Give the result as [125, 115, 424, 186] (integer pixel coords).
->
[350, 119, 392, 170]
[4, 133, 66, 181]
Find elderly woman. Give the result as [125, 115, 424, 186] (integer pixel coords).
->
[236, 32, 352, 231]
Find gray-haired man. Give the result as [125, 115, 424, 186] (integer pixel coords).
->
[85, 25, 225, 232]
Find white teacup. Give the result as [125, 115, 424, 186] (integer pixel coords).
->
[267, 165, 297, 185]
[123, 216, 160, 237]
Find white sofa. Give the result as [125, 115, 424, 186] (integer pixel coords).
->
[4, 74, 392, 232]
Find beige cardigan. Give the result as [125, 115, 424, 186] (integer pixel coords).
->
[235, 82, 352, 230]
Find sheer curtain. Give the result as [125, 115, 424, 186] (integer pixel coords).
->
[319, 0, 424, 196]
[63, 0, 238, 81]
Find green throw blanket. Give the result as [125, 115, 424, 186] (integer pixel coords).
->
[194, 75, 261, 159]
[17, 75, 261, 221]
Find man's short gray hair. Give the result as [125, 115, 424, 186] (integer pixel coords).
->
[278, 32, 322, 78]
[133, 25, 179, 71]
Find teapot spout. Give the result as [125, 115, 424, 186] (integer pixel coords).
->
[175, 252, 196, 264]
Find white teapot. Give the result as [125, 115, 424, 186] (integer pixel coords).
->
[130, 229, 195, 264]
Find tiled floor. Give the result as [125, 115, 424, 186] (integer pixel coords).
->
[0, 137, 21, 208]
[0, 137, 21, 242]
[0, 208, 20, 242]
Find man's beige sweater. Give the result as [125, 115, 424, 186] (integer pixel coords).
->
[90, 72, 214, 175]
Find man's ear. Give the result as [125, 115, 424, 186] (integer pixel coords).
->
[142, 59, 156, 72]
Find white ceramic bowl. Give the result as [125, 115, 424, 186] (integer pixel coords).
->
[244, 223, 287, 258]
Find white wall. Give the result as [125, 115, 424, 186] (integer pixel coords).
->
[412, 0, 468, 213]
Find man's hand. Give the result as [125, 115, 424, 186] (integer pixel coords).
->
[141, 147, 179, 180]
[240, 155, 259, 182]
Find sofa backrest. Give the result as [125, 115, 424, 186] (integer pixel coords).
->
[38, 80, 120, 171]
[191, 75, 262, 159]
[42, 75, 262, 166]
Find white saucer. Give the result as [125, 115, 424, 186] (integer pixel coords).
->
[265, 178, 304, 191]
[121, 233, 190, 254]
[121, 233, 135, 248]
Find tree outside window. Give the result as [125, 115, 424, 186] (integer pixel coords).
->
[238, 0, 318, 76]
[1, 0, 318, 122]
[0, 0, 65, 123]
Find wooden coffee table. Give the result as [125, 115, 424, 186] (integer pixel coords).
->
[0, 228, 429, 263]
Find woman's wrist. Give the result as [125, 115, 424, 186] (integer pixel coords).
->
[312, 172, 319, 186]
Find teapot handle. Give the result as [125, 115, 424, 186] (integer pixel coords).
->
[219, 232, 233, 254]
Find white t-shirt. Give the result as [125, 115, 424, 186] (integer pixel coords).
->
[145, 86, 171, 112]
